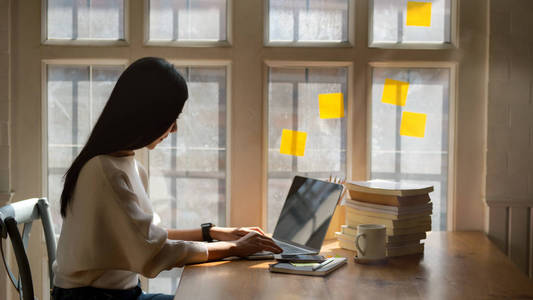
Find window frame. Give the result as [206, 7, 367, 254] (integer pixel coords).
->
[366, 61, 458, 230]
[147, 59, 233, 227]
[367, 0, 459, 49]
[263, 0, 356, 48]
[41, 0, 131, 46]
[41, 58, 232, 291]
[41, 58, 129, 199]
[143, 0, 233, 47]
[261, 60, 354, 229]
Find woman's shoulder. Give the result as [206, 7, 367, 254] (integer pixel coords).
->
[77, 155, 131, 181]
[96, 154, 134, 172]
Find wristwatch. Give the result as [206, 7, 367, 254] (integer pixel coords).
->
[201, 222, 215, 242]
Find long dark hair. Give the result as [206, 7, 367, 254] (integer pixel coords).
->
[60, 57, 188, 217]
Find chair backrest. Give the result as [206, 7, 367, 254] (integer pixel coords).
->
[0, 198, 57, 300]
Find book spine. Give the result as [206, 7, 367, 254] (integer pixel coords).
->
[347, 190, 431, 206]
[345, 207, 432, 220]
[345, 213, 432, 228]
[346, 221, 430, 236]
[344, 199, 433, 214]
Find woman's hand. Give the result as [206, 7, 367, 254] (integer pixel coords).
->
[230, 231, 283, 257]
[206, 231, 283, 260]
[210, 226, 266, 241]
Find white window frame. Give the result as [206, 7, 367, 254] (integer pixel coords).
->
[143, 0, 233, 47]
[264, 0, 356, 48]
[41, 0, 131, 46]
[41, 58, 233, 292]
[367, 0, 459, 49]
[366, 61, 458, 230]
[261, 60, 354, 229]
[40, 58, 130, 198]
[148, 59, 233, 228]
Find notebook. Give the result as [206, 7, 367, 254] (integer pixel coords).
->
[268, 257, 347, 276]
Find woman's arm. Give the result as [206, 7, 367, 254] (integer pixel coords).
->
[166, 227, 283, 260]
[166, 228, 203, 241]
[166, 226, 266, 242]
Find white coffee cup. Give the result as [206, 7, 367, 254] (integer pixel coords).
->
[355, 224, 387, 262]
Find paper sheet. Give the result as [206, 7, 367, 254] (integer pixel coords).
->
[400, 111, 427, 138]
[319, 93, 344, 119]
[406, 1, 432, 27]
[381, 78, 409, 106]
[280, 129, 307, 156]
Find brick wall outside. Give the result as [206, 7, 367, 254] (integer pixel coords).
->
[487, 0, 533, 200]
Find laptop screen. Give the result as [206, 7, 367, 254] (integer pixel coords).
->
[273, 176, 343, 251]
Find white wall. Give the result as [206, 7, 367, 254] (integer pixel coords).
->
[486, 0, 533, 278]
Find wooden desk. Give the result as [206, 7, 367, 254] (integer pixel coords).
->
[175, 232, 533, 299]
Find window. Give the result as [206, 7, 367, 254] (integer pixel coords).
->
[369, 66, 451, 230]
[370, 0, 452, 47]
[148, 65, 227, 292]
[267, 66, 348, 231]
[148, 0, 228, 44]
[45, 0, 126, 41]
[267, 0, 350, 45]
[46, 64, 124, 232]
[149, 66, 227, 229]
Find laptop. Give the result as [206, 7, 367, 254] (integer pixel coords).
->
[247, 176, 343, 259]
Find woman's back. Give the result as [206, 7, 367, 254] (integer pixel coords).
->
[52, 154, 208, 289]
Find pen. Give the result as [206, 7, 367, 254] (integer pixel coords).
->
[312, 257, 335, 271]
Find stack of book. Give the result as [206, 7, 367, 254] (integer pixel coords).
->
[335, 180, 434, 257]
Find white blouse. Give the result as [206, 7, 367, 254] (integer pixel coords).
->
[52, 154, 208, 289]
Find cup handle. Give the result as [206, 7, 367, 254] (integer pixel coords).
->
[355, 233, 366, 256]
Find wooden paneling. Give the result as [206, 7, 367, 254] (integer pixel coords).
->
[488, 205, 508, 253]
[488, 203, 533, 278]
[530, 208, 533, 278]
[509, 206, 530, 275]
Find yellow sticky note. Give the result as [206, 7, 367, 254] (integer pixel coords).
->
[381, 79, 409, 106]
[280, 129, 307, 156]
[400, 111, 427, 138]
[406, 1, 432, 27]
[319, 93, 344, 119]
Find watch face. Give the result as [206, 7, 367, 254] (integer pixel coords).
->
[202, 222, 213, 228]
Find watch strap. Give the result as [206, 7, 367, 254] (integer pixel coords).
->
[201, 222, 214, 242]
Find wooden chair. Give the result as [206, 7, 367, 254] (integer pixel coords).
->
[0, 198, 57, 300]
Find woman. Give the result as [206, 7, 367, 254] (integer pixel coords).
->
[52, 57, 282, 300]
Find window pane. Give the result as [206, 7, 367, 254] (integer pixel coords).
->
[267, 67, 347, 231]
[370, 67, 450, 230]
[268, 0, 349, 43]
[47, 0, 125, 40]
[47, 64, 123, 233]
[370, 0, 451, 46]
[148, 66, 226, 293]
[149, 0, 227, 42]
